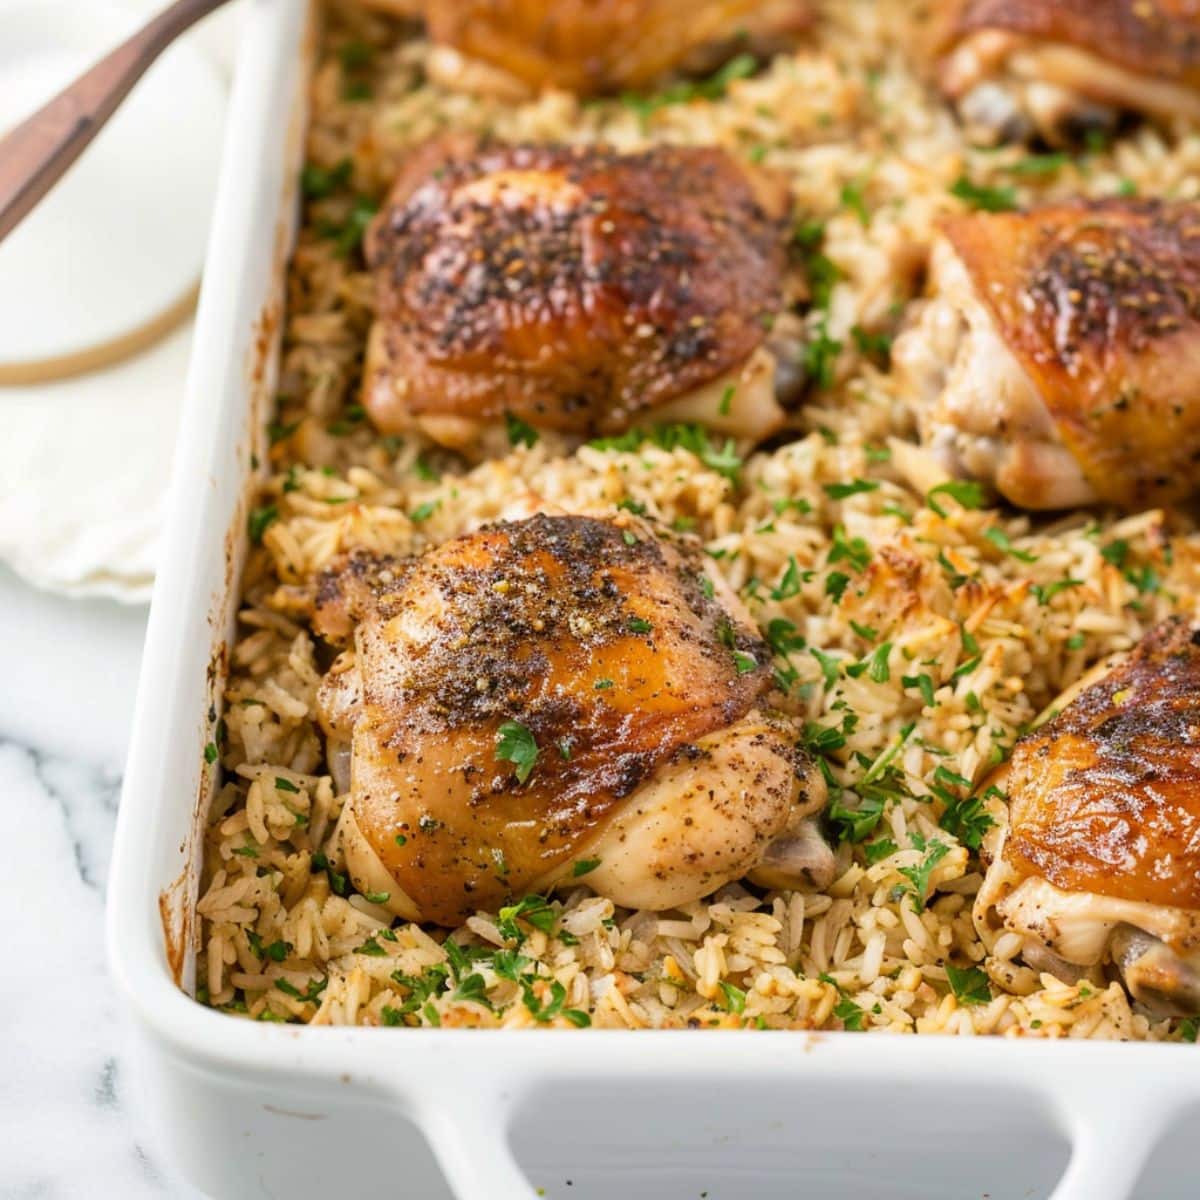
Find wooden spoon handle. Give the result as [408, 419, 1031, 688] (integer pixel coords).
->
[0, 0, 232, 244]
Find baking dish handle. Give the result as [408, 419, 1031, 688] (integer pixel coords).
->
[417, 1093, 537, 1200]
[1049, 1086, 1175, 1200]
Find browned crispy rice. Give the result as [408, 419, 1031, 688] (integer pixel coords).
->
[196, 0, 1200, 1038]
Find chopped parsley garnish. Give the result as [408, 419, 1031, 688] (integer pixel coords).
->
[903, 673, 936, 707]
[926, 479, 986, 518]
[935, 772, 996, 851]
[828, 524, 871, 572]
[265, 939, 292, 963]
[504, 411, 539, 448]
[275, 975, 328, 1004]
[771, 555, 808, 600]
[451, 973, 492, 1008]
[863, 837, 898, 865]
[897, 834, 950, 912]
[823, 478, 879, 500]
[204, 742, 219, 764]
[413, 454, 439, 482]
[865, 641, 892, 683]
[825, 571, 851, 603]
[1007, 152, 1069, 176]
[945, 963, 992, 1006]
[490, 949, 531, 982]
[619, 52, 758, 121]
[267, 418, 301, 445]
[717, 981, 747, 1014]
[495, 721, 539, 784]
[803, 325, 843, 390]
[828, 791, 887, 842]
[793, 220, 841, 310]
[732, 650, 758, 675]
[949, 175, 1018, 212]
[588, 424, 742, 483]
[497, 894, 557, 943]
[819, 973, 866, 1031]
[627, 616, 653, 634]
[1031, 578, 1083, 605]
[248, 504, 278, 544]
[364, 890, 391, 905]
[851, 325, 893, 361]
[338, 39, 373, 71]
[318, 196, 378, 257]
[810, 647, 842, 690]
[772, 496, 813, 517]
[573, 858, 602, 877]
[409, 499, 440, 523]
[718, 384, 735, 417]
[840, 180, 870, 226]
[274, 776, 299, 793]
[388, 963, 449, 1021]
[300, 158, 352, 200]
[984, 527, 1038, 562]
[593, 678, 614, 690]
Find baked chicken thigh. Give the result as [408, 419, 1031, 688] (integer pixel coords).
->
[892, 199, 1200, 510]
[976, 619, 1200, 1015]
[362, 136, 791, 457]
[932, 0, 1200, 144]
[313, 513, 829, 927]
[358, 0, 811, 98]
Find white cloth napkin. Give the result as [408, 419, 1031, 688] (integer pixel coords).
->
[0, 0, 240, 603]
[0, 322, 192, 600]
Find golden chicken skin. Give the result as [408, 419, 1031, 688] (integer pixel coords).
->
[931, 0, 1200, 144]
[892, 199, 1200, 510]
[362, 136, 791, 458]
[312, 513, 830, 927]
[975, 619, 1200, 1015]
[358, 0, 811, 98]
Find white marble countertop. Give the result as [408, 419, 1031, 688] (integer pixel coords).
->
[0, 565, 206, 1197]
[2, 6, 238, 1190]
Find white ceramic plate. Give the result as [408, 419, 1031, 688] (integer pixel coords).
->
[0, 0, 226, 376]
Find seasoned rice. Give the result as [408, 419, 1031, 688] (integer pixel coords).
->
[196, 0, 1200, 1038]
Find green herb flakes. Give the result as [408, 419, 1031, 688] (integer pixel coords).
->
[949, 175, 1018, 212]
[945, 963, 992, 1007]
[505, 411, 539, 448]
[248, 505, 278, 545]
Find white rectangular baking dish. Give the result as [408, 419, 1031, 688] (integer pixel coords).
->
[105, 3, 1200, 1197]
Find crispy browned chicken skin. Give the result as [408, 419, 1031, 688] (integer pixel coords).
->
[362, 135, 791, 455]
[893, 199, 1200, 510]
[932, 0, 1200, 142]
[359, 0, 811, 97]
[313, 514, 828, 926]
[976, 619, 1200, 1014]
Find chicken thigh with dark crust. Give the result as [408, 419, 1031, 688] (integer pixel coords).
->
[931, 0, 1200, 144]
[313, 513, 830, 927]
[893, 199, 1200, 510]
[976, 619, 1200, 1015]
[362, 136, 791, 456]
[357, 0, 811, 98]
